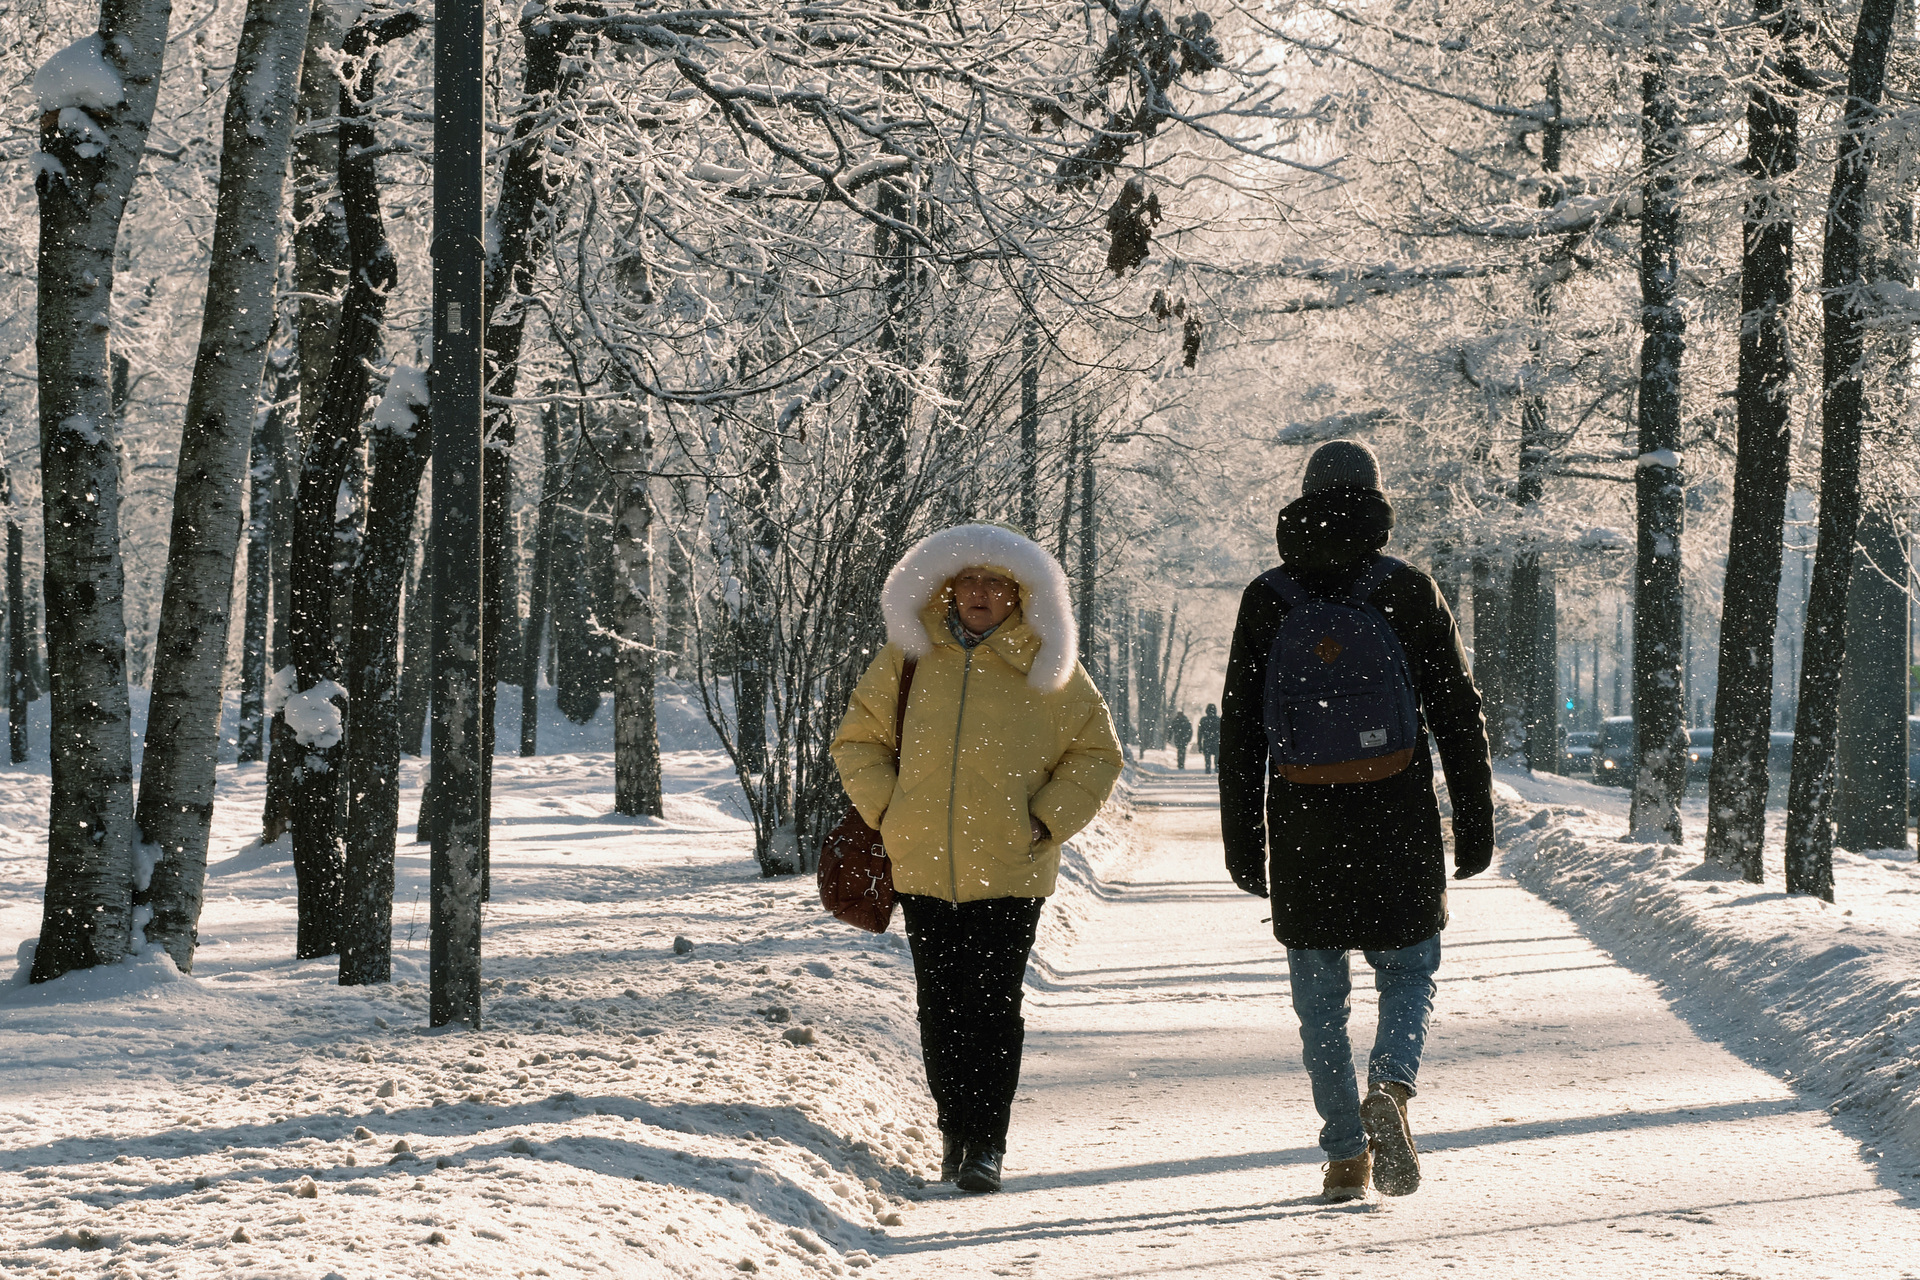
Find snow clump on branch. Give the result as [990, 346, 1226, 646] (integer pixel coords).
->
[285, 681, 349, 750]
[372, 365, 430, 437]
[34, 34, 124, 113]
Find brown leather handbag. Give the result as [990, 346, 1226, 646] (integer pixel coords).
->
[818, 660, 917, 933]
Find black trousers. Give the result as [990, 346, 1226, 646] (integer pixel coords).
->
[898, 893, 1045, 1154]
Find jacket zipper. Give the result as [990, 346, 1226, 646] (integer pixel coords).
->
[945, 646, 976, 901]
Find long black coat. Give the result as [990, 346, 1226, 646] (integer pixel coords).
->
[1218, 487, 1494, 952]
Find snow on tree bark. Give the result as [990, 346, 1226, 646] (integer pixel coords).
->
[610, 405, 663, 818]
[519, 397, 562, 756]
[1834, 507, 1909, 850]
[1628, 30, 1689, 846]
[240, 343, 295, 765]
[1785, 0, 1901, 900]
[135, 0, 313, 973]
[1705, 0, 1801, 882]
[29, 0, 171, 983]
[287, 12, 421, 960]
[264, 0, 353, 847]
[397, 518, 431, 758]
[7, 510, 26, 765]
[340, 366, 431, 985]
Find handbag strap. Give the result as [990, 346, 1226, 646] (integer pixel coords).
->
[893, 660, 918, 769]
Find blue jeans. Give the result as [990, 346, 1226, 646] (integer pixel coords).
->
[1286, 934, 1441, 1160]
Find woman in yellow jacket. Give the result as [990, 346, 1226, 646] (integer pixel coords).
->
[832, 524, 1122, 1193]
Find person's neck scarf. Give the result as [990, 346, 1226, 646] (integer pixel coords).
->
[947, 600, 999, 649]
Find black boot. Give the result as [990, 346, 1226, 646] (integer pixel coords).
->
[956, 1147, 1004, 1194]
[940, 1134, 966, 1183]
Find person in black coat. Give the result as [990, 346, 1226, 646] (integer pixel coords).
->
[1197, 704, 1221, 773]
[1169, 709, 1194, 769]
[1218, 439, 1493, 1202]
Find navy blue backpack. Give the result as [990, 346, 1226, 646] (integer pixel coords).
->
[1256, 555, 1421, 784]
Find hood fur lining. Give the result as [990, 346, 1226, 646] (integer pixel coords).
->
[881, 524, 1078, 692]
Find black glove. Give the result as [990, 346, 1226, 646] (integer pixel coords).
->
[1453, 843, 1493, 880]
[1227, 854, 1269, 899]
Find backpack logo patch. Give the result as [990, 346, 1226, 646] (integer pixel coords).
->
[1314, 635, 1343, 664]
[1359, 728, 1388, 748]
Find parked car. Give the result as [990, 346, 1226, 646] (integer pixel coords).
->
[1686, 728, 1714, 783]
[1592, 717, 1635, 786]
[1563, 730, 1597, 777]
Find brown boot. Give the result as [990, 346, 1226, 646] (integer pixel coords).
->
[1321, 1150, 1370, 1202]
[1361, 1081, 1420, 1196]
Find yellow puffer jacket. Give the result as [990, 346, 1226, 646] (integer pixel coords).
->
[831, 601, 1123, 903]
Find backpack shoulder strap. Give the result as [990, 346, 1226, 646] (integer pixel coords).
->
[893, 659, 918, 764]
[1253, 566, 1308, 610]
[1349, 554, 1407, 604]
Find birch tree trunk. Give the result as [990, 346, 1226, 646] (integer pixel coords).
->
[1785, 0, 1901, 899]
[1471, 558, 1510, 754]
[264, 0, 353, 845]
[7, 507, 26, 764]
[135, 0, 311, 972]
[287, 12, 419, 958]
[340, 370, 431, 985]
[1628, 27, 1690, 844]
[519, 398, 561, 755]
[398, 520, 431, 758]
[610, 407, 662, 818]
[1705, 0, 1801, 880]
[1077, 444, 1098, 686]
[239, 343, 295, 765]
[29, 0, 171, 983]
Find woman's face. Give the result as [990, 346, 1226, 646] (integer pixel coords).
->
[952, 568, 1019, 633]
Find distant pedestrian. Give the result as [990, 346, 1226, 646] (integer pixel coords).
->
[1198, 703, 1220, 773]
[1169, 709, 1193, 769]
[831, 524, 1122, 1194]
[1217, 440, 1493, 1203]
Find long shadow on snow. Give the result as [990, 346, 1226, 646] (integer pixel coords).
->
[0, 1091, 904, 1246]
[877, 1185, 1888, 1260]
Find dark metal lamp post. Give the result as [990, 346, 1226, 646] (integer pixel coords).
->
[428, 0, 487, 1028]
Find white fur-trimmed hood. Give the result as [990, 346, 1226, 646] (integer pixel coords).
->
[881, 523, 1079, 692]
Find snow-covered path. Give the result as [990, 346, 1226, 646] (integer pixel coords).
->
[877, 767, 1920, 1278]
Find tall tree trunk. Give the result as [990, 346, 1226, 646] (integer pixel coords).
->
[239, 343, 294, 764]
[340, 366, 431, 985]
[1628, 30, 1689, 844]
[1077, 443, 1098, 687]
[1019, 312, 1040, 536]
[29, 0, 171, 983]
[1835, 506, 1909, 849]
[1513, 61, 1566, 777]
[550, 436, 601, 727]
[520, 397, 561, 755]
[611, 406, 662, 817]
[398, 510, 431, 758]
[1705, 0, 1800, 880]
[732, 431, 779, 778]
[135, 0, 312, 972]
[1785, 0, 1900, 899]
[1137, 606, 1163, 749]
[264, 0, 354, 845]
[287, 13, 419, 960]
[664, 481, 694, 670]
[1471, 558, 1510, 754]
[1056, 413, 1079, 566]
[7, 507, 26, 764]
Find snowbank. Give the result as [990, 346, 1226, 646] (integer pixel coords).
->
[0, 735, 1138, 1277]
[1497, 776, 1920, 1160]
